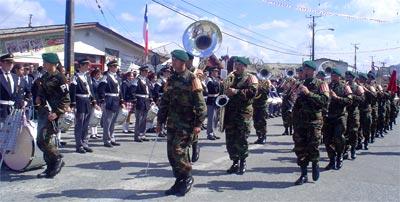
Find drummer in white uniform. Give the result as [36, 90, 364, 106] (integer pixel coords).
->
[69, 58, 100, 153]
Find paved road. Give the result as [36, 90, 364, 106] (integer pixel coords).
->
[1, 116, 399, 202]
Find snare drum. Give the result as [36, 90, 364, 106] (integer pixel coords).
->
[115, 108, 128, 124]
[3, 121, 45, 171]
[89, 108, 102, 127]
[146, 105, 159, 121]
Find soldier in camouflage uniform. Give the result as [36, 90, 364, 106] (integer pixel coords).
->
[36, 53, 70, 178]
[252, 71, 271, 144]
[279, 76, 296, 136]
[344, 71, 365, 160]
[376, 85, 388, 137]
[292, 61, 329, 185]
[367, 73, 378, 143]
[224, 56, 258, 175]
[323, 68, 353, 170]
[357, 73, 376, 150]
[156, 50, 206, 196]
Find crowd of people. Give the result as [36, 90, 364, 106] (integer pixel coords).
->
[0, 51, 399, 197]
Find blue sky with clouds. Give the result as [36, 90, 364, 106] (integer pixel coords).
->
[0, 0, 399, 72]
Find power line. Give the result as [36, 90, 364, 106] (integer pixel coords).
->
[0, 0, 27, 27]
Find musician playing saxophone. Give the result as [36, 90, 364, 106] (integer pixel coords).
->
[224, 56, 258, 175]
[36, 53, 70, 178]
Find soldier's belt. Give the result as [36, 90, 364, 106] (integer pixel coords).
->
[0, 100, 15, 106]
[136, 94, 149, 98]
[76, 94, 90, 98]
[105, 93, 119, 97]
[207, 94, 219, 98]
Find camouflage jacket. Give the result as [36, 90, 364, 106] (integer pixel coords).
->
[252, 79, 271, 108]
[225, 70, 258, 114]
[358, 83, 377, 112]
[157, 69, 206, 129]
[328, 80, 353, 119]
[292, 77, 329, 122]
[37, 71, 70, 117]
[347, 80, 365, 113]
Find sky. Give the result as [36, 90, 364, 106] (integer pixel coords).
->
[0, 0, 399, 73]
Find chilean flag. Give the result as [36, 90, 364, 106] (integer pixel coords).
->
[143, 3, 149, 58]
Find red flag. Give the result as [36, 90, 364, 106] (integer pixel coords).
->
[387, 70, 398, 93]
[143, 3, 149, 58]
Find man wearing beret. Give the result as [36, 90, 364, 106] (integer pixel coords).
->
[132, 65, 154, 142]
[36, 53, 70, 178]
[252, 67, 271, 144]
[367, 73, 379, 144]
[0, 54, 19, 127]
[292, 60, 329, 185]
[344, 71, 365, 160]
[357, 73, 376, 150]
[156, 49, 206, 196]
[316, 71, 326, 81]
[98, 60, 125, 147]
[69, 58, 100, 153]
[323, 68, 353, 171]
[224, 56, 258, 175]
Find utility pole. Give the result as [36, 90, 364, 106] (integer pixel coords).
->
[65, 0, 75, 75]
[28, 14, 33, 28]
[351, 43, 359, 71]
[370, 56, 375, 73]
[307, 15, 321, 61]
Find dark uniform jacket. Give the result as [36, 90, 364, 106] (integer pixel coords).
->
[132, 75, 153, 111]
[98, 71, 124, 112]
[121, 80, 135, 103]
[37, 71, 70, 117]
[205, 76, 221, 106]
[69, 72, 97, 113]
[0, 70, 18, 118]
[14, 76, 32, 109]
[154, 76, 167, 103]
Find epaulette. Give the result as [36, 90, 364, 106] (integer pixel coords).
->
[70, 75, 78, 85]
[247, 73, 258, 84]
[132, 78, 139, 86]
[192, 77, 203, 92]
[99, 76, 108, 83]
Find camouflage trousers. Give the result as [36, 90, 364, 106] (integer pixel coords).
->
[36, 117, 60, 165]
[324, 116, 346, 158]
[359, 110, 371, 143]
[346, 111, 360, 148]
[167, 127, 194, 179]
[293, 120, 322, 167]
[253, 107, 268, 137]
[225, 114, 251, 161]
[281, 110, 293, 130]
[370, 108, 378, 137]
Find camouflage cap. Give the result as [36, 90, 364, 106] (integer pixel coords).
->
[42, 53, 60, 64]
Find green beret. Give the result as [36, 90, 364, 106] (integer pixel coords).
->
[302, 60, 317, 70]
[236, 56, 249, 66]
[296, 66, 303, 72]
[345, 71, 357, 78]
[186, 52, 194, 60]
[42, 53, 60, 64]
[367, 73, 376, 79]
[330, 68, 344, 78]
[0, 53, 14, 61]
[359, 73, 368, 80]
[317, 71, 326, 77]
[171, 50, 189, 62]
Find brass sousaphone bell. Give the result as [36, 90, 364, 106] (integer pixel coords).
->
[182, 20, 222, 58]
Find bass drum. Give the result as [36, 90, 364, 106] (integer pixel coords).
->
[3, 121, 45, 171]
[89, 108, 102, 127]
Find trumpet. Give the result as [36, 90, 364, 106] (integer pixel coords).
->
[284, 67, 296, 78]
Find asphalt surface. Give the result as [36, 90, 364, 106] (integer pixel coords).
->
[1, 116, 399, 202]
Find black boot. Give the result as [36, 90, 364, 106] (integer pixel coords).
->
[325, 157, 336, 170]
[336, 154, 343, 170]
[294, 166, 308, 185]
[46, 158, 65, 178]
[227, 160, 239, 174]
[165, 178, 183, 195]
[191, 143, 200, 163]
[364, 140, 369, 150]
[178, 175, 194, 196]
[312, 162, 319, 181]
[370, 135, 375, 143]
[343, 146, 349, 160]
[356, 141, 363, 150]
[37, 167, 52, 178]
[350, 147, 357, 160]
[282, 128, 288, 136]
[289, 126, 293, 136]
[254, 134, 266, 144]
[238, 159, 246, 175]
